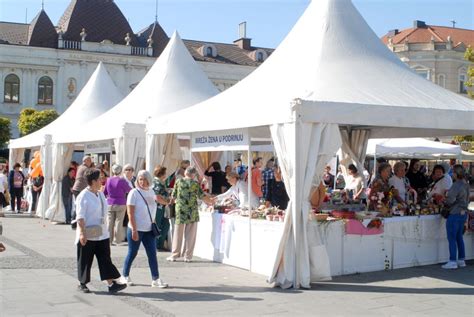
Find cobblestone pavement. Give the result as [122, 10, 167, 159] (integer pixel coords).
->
[0, 214, 473, 316]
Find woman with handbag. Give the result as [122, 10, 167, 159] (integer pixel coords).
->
[441, 164, 470, 269]
[122, 170, 168, 288]
[75, 169, 126, 294]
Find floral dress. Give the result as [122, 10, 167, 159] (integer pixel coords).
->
[172, 178, 204, 225]
[152, 177, 169, 213]
[368, 177, 392, 211]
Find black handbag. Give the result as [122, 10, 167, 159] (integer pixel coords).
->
[441, 206, 450, 219]
[136, 189, 161, 238]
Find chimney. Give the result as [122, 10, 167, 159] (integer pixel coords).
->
[234, 21, 251, 50]
[413, 20, 427, 28]
[387, 29, 399, 37]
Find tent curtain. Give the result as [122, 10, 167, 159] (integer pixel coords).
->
[268, 122, 341, 288]
[146, 133, 183, 175]
[115, 135, 146, 172]
[45, 143, 74, 222]
[339, 129, 370, 176]
[36, 135, 53, 218]
[8, 148, 25, 170]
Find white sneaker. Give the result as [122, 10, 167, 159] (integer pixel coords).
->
[166, 256, 176, 262]
[441, 261, 458, 269]
[119, 276, 134, 286]
[151, 278, 168, 288]
[184, 258, 192, 263]
[457, 260, 466, 268]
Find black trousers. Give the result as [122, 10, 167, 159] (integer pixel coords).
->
[10, 188, 22, 211]
[77, 238, 120, 285]
[31, 189, 41, 212]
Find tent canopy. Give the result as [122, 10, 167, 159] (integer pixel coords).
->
[148, 0, 474, 137]
[57, 31, 219, 144]
[366, 138, 462, 159]
[9, 62, 123, 149]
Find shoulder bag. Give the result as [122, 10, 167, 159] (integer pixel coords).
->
[84, 191, 105, 239]
[136, 189, 161, 238]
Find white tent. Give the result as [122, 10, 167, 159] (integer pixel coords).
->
[8, 62, 124, 220]
[366, 138, 462, 159]
[56, 31, 219, 171]
[147, 0, 474, 288]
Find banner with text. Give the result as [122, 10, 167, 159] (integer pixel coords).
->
[84, 141, 112, 154]
[191, 129, 249, 152]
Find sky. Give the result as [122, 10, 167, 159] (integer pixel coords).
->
[0, 0, 472, 48]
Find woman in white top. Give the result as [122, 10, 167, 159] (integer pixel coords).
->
[122, 170, 168, 288]
[0, 165, 8, 211]
[217, 172, 258, 209]
[344, 164, 366, 203]
[75, 169, 126, 294]
[389, 161, 415, 205]
[429, 164, 452, 200]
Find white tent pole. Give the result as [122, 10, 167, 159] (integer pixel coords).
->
[247, 146, 253, 272]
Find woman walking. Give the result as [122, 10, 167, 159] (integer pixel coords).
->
[167, 167, 214, 262]
[441, 165, 470, 269]
[104, 164, 131, 245]
[122, 170, 168, 288]
[8, 163, 25, 213]
[75, 169, 126, 294]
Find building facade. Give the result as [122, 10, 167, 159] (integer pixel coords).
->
[0, 0, 273, 138]
[382, 20, 473, 96]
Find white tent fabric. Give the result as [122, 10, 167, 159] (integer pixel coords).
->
[269, 122, 339, 288]
[36, 135, 52, 218]
[340, 129, 371, 177]
[146, 0, 474, 289]
[366, 138, 462, 159]
[54, 32, 218, 171]
[45, 143, 73, 222]
[147, 1, 474, 137]
[9, 62, 124, 221]
[9, 62, 123, 149]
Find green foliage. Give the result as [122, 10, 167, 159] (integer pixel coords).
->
[453, 135, 473, 142]
[0, 117, 11, 148]
[465, 46, 474, 98]
[17, 108, 59, 136]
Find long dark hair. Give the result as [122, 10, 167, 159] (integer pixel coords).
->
[408, 159, 420, 173]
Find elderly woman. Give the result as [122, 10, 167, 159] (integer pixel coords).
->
[75, 169, 126, 294]
[8, 163, 25, 213]
[442, 165, 470, 269]
[389, 162, 414, 205]
[429, 164, 452, 201]
[368, 162, 392, 211]
[217, 171, 258, 209]
[167, 167, 214, 262]
[121, 164, 135, 230]
[104, 164, 131, 245]
[122, 170, 168, 288]
[152, 166, 171, 251]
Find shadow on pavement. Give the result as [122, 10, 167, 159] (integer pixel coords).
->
[95, 290, 264, 302]
[170, 285, 303, 294]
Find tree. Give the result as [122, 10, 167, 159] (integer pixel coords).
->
[0, 117, 11, 148]
[17, 108, 59, 136]
[464, 46, 474, 98]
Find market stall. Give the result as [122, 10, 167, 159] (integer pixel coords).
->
[8, 62, 124, 221]
[148, 0, 474, 289]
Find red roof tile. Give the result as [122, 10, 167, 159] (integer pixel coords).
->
[382, 25, 474, 47]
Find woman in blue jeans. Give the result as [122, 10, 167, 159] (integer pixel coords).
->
[122, 170, 168, 288]
[442, 165, 469, 269]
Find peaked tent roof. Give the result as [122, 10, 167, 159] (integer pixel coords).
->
[9, 62, 124, 149]
[366, 138, 461, 159]
[148, 0, 474, 137]
[57, 31, 219, 144]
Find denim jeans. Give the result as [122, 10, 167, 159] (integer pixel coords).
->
[446, 213, 468, 261]
[63, 196, 72, 224]
[123, 228, 159, 279]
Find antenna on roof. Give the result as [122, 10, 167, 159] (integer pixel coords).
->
[155, 0, 158, 22]
[41, 0, 44, 10]
[450, 20, 457, 28]
[25, 8, 28, 23]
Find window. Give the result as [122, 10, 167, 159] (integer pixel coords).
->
[437, 74, 446, 88]
[4, 74, 20, 103]
[415, 70, 429, 80]
[38, 76, 53, 105]
[459, 73, 467, 94]
[206, 46, 213, 57]
[257, 51, 264, 62]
